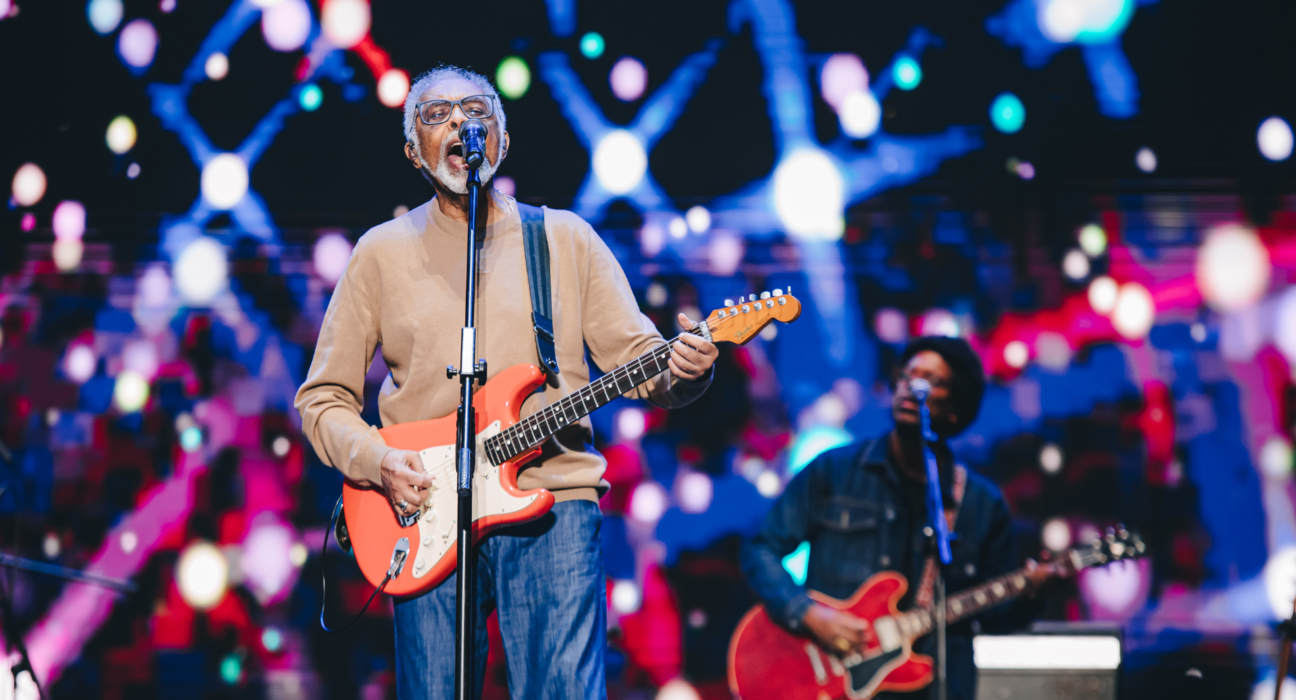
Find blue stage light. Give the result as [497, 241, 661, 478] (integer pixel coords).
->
[990, 92, 1026, 133]
[579, 32, 605, 59]
[893, 56, 922, 91]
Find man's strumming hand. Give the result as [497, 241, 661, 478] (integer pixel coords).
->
[802, 603, 871, 655]
[381, 449, 434, 517]
[669, 313, 719, 381]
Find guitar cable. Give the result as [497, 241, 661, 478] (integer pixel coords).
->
[319, 495, 404, 633]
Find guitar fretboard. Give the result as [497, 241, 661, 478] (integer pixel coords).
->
[483, 325, 707, 465]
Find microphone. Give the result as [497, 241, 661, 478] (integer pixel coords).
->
[909, 377, 931, 403]
[458, 120, 487, 170]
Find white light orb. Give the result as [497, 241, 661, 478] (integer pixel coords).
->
[177, 542, 229, 610]
[677, 471, 713, 514]
[65, 345, 97, 383]
[1063, 249, 1090, 280]
[773, 149, 845, 240]
[43, 532, 60, 559]
[1113, 282, 1155, 339]
[138, 265, 172, 307]
[494, 176, 516, 197]
[1259, 117, 1294, 162]
[250, 0, 283, 6]
[261, 0, 311, 52]
[615, 407, 646, 442]
[668, 216, 688, 240]
[1039, 443, 1064, 474]
[639, 223, 665, 257]
[1042, 518, 1071, 551]
[820, 53, 868, 110]
[839, 90, 881, 139]
[1035, 331, 1073, 370]
[646, 282, 668, 308]
[313, 232, 353, 285]
[1195, 225, 1270, 312]
[708, 234, 744, 276]
[106, 116, 137, 155]
[1080, 559, 1146, 618]
[127, 162, 141, 179]
[53, 240, 84, 272]
[629, 481, 667, 522]
[201, 154, 248, 209]
[205, 52, 229, 81]
[377, 68, 409, 109]
[609, 57, 647, 101]
[12, 163, 47, 207]
[242, 522, 298, 603]
[289, 542, 308, 567]
[1253, 677, 1296, 700]
[610, 579, 641, 613]
[113, 371, 150, 412]
[1136, 147, 1157, 173]
[1079, 224, 1107, 257]
[321, 0, 369, 49]
[655, 679, 702, 700]
[174, 237, 229, 305]
[874, 308, 908, 344]
[760, 324, 778, 341]
[118, 19, 158, 70]
[272, 436, 291, 457]
[123, 339, 159, 379]
[920, 308, 960, 338]
[87, 0, 123, 34]
[1261, 437, 1293, 480]
[592, 130, 647, 195]
[756, 470, 782, 497]
[52, 201, 86, 240]
[1003, 340, 1029, 369]
[1088, 276, 1118, 314]
[1040, 0, 1085, 42]
[1265, 546, 1296, 619]
[120, 531, 138, 554]
[686, 205, 711, 234]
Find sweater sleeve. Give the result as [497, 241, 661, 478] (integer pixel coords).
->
[578, 220, 712, 408]
[294, 239, 391, 487]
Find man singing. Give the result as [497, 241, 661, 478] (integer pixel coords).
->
[741, 337, 1042, 699]
[295, 66, 717, 699]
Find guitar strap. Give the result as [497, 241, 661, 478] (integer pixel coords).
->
[517, 203, 560, 378]
[913, 464, 967, 609]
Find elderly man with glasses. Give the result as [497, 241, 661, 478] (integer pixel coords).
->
[295, 66, 718, 699]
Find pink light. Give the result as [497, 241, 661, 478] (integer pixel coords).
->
[241, 517, 300, 605]
[610, 57, 647, 101]
[820, 53, 868, 111]
[629, 482, 667, 522]
[1079, 558, 1150, 620]
[118, 19, 158, 70]
[494, 176, 515, 197]
[20, 213, 34, 231]
[874, 308, 907, 344]
[676, 471, 713, 514]
[616, 407, 646, 442]
[52, 201, 85, 240]
[313, 232, 353, 285]
[122, 339, 159, 380]
[64, 345, 96, 383]
[708, 234, 744, 276]
[261, 0, 311, 52]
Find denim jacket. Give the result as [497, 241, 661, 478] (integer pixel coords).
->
[740, 438, 1029, 700]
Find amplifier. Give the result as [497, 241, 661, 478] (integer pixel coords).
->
[974, 624, 1121, 700]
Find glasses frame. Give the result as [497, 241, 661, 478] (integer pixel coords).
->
[415, 95, 496, 126]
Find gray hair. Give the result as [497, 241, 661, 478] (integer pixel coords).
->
[403, 66, 507, 147]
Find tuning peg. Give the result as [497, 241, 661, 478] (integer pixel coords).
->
[760, 291, 771, 300]
[773, 288, 783, 296]
[724, 299, 734, 307]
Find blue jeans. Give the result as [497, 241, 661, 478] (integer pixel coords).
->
[393, 500, 607, 700]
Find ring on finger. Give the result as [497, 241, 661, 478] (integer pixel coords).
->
[834, 638, 850, 652]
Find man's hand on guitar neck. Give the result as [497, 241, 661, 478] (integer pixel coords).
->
[381, 449, 434, 517]
[668, 313, 718, 382]
[802, 603, 871, 655]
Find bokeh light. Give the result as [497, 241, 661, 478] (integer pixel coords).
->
[123, 339, 159, 379]
[668, 216, 687, 240]
[1079, 224, 1107, 256]
[496, 57, 531, 100]
[892, 56, 922, 90]
[610, 57, 647, 101]
[205, 52, 229, 81]
[86, 0, 123, 35]
[1039, 0, 1133, 44]
[1088, 276, 1118, 314]
[755, 470, 782, 497]
[127, 162, 141, 179]
[64, 345, 97, 384]
[321, 0, 369, 49]
[685, 206, 710, 234]
[708, 235, 744, 276]
[20, 213, 35, 232]
[821, 53, 868, 110]
[839, 90, 881, 139]
[773, 148, 845, 240]
[1136, 147, 1157, 173]
[920, 308, 961, 337]
[53, 240, 84, 272]
[677, 472, 713, 514]
[261, 628, 283, 653]
[1042, 518, 1071, 551]
[220, 654, 242, 685]
[629, 481, 667, 522]
[875, 308, 907, 344]
[990, 93, 1026, 134]
[1003, 340, 1029, 369]
[12, 163, 47, 207]
[106, 116, 137, 155]
[789, 427, 853, 475]
[180, 426, 203, 452]
[118, 19, 159, 71]
[1264, 546, 1296, 620]
[1080, 559, 1148, 619]
[272, 436, 291, 457]
[261, 0, 311, 52]
[494, 176, 515, 197]
[120, 531, 138, 553]
[1260, 437, 1292, 480]
[655, 679, 702, 700]
[113, 371, 150, 412]
[1040, 443, 1064, 474]
[177, 542, 229, 610]
[201, 154, 249, 209]
[593, 130, 647, 195]
[579, 32, 605, 59]
[1113, 282, 1154, 339]
[377, 68, 409, 108]
[1258, 117, 1294, 162]
[615, 407, 646, 442]
[174, 237, 229, 304]
[1063, 249, 1090, 280]
[52, 201, 86, 240]
[298, 83, 323, 111]
[242, 521, 298, 603]
[1196, 225, 1270, 311]
[610, 580, 641, 613]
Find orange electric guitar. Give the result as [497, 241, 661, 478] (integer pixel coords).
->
[727, 528, 1145, 700]
[340, 290, 802, 597]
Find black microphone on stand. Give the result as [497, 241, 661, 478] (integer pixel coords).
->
[458, 119, 487, 170]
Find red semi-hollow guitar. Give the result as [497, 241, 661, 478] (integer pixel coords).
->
[728, 528, 1145, 700]
[341, 290, 802, 597]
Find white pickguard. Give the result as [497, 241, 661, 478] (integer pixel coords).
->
[406, 421, 540, 579]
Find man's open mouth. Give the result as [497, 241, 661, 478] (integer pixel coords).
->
[448, 143, 464, 158]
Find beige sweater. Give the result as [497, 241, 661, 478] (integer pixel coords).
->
[295, 193, 710, 503]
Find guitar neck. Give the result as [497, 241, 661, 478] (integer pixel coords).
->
[484, 326, 707, 465]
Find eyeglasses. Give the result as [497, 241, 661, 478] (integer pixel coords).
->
[415, 95, 495, 126]
[894, 369, 950, 392]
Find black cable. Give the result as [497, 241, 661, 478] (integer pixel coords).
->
[319, 495, 392, 633]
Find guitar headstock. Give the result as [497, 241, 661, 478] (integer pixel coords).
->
[703, 289, 803, 346]
[1072, 525, 1147, 570]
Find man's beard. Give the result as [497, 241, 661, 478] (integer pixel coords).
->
[419, 139, 499, 195]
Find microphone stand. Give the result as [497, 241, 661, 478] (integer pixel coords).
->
[449, 161, 487, 700]
[914, 385, 952, 700]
